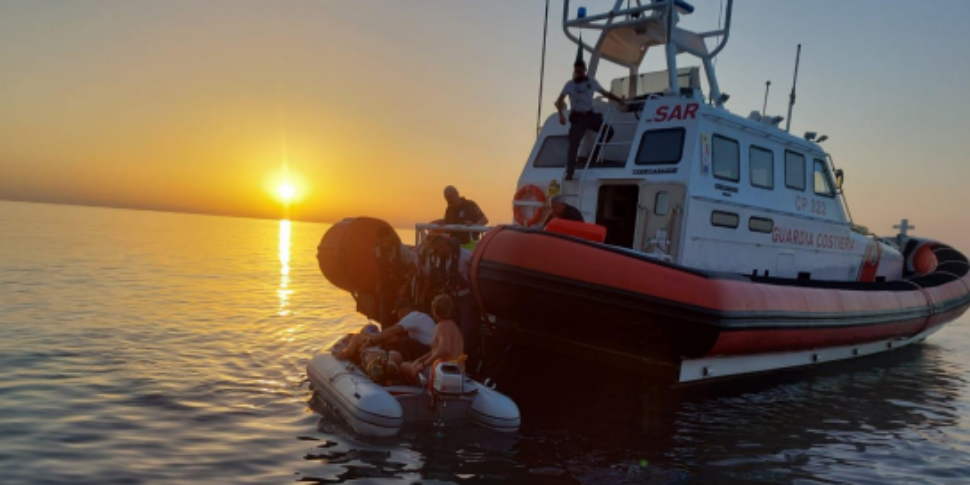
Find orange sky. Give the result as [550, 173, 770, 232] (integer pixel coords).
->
[1, 1, 969, 249]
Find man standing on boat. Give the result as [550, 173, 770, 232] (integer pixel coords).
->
[555, 57, 626, 181]
[443, 186, 488, 249]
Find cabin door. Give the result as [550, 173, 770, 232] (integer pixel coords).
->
[595, 185, 640, 249]
[637, 184, 687, 260]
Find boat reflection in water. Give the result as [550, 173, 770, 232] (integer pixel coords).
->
[505, 343, 965, 483]
[304, 341, 966, 483]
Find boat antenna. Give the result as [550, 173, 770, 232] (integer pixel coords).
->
[535, 0, 551, 138]
[762, 80, 771, 117]
[785, 44, 801, 133]
[714, 0, 724, 66]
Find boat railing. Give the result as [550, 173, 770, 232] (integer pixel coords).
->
[562, 0, 734, 107]
[414, 223, 493, 247]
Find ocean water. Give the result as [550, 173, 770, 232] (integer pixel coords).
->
[1, 200, 969, 484]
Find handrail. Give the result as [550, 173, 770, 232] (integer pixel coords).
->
[414, 223, 492, 232]
[576, 103, 624, 204]
[572, 94, 658, 204]
[707, 0, 734, 59]
[414, 223, 494, 246]
[562, 0, 668, 27]
[826, 153, 855, 224]
[562, 0, 735, 104]
[561, 0, 673, 71]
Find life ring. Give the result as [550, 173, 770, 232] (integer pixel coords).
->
[513, 184, 547, 227]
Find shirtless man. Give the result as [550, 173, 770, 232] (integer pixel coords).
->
[401, 293, 465, 383]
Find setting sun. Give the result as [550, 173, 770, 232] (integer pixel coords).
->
[278, 182, 297, 203]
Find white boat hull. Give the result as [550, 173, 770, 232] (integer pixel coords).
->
[678, 325, 944, 384]
[307, 353, 520, 437]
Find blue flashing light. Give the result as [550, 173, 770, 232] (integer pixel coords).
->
[578, 6, 587, 18]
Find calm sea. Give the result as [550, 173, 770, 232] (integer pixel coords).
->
[2, 200, 969, 484]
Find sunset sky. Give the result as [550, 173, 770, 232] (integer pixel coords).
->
[1, 1, 969, 248]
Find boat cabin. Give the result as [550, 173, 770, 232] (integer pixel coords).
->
[514, 0, 902, 283]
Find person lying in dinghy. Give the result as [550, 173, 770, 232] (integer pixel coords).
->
[401, 293, 465, 384]
[361, 347, 402, 386]
[335, 299, 435, 363]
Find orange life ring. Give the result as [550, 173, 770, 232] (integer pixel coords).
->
[513, 184, 547, 227]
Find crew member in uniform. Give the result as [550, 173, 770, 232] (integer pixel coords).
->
[554, 57, 626, 181]
[443, 186, 488, 249]
[543, 194, 585, 227]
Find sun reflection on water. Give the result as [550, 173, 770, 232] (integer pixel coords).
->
[278, 219, 293, 317]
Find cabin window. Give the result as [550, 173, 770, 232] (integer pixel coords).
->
[785, 151, 806, 191]
[533, 136, 569, 168]
[635, 128, 685, 165]
[654, 191, 669, 216]
[711, 211, 739, 229]
[712, 135, 740, 182]
[749, 146, 774, 189]
[814, 159, 835, 197]
[749, 217, 774, 233]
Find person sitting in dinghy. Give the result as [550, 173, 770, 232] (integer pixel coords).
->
[401, 293, 465, 384]
[330, 323, 405, 385]
[335, 299, 435, 363]
[370, 299, 435, 361]
[362, 348, 402, 386]
[426, 235, 480, 359]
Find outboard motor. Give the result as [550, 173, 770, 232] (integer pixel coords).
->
[420, 361, 474, 427]
[430, 362, 464, 396]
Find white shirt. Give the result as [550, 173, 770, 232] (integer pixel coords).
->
[397, 311, 436, 346]
[561, 77, 603, 113]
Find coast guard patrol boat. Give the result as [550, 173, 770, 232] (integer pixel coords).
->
[319, 0, 970, 384]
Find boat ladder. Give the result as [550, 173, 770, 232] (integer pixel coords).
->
[568, 101, 644, 208]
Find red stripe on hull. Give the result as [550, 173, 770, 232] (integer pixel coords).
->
[473, 227, 970, 359]
[478, 228, 933, 317]
[707, 317, 927, 356]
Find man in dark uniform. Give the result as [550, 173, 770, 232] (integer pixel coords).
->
[443, 186, 489, 247]
[544, 194, 585, 226]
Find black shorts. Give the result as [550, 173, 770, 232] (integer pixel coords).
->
[396, 335, 431, 361]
